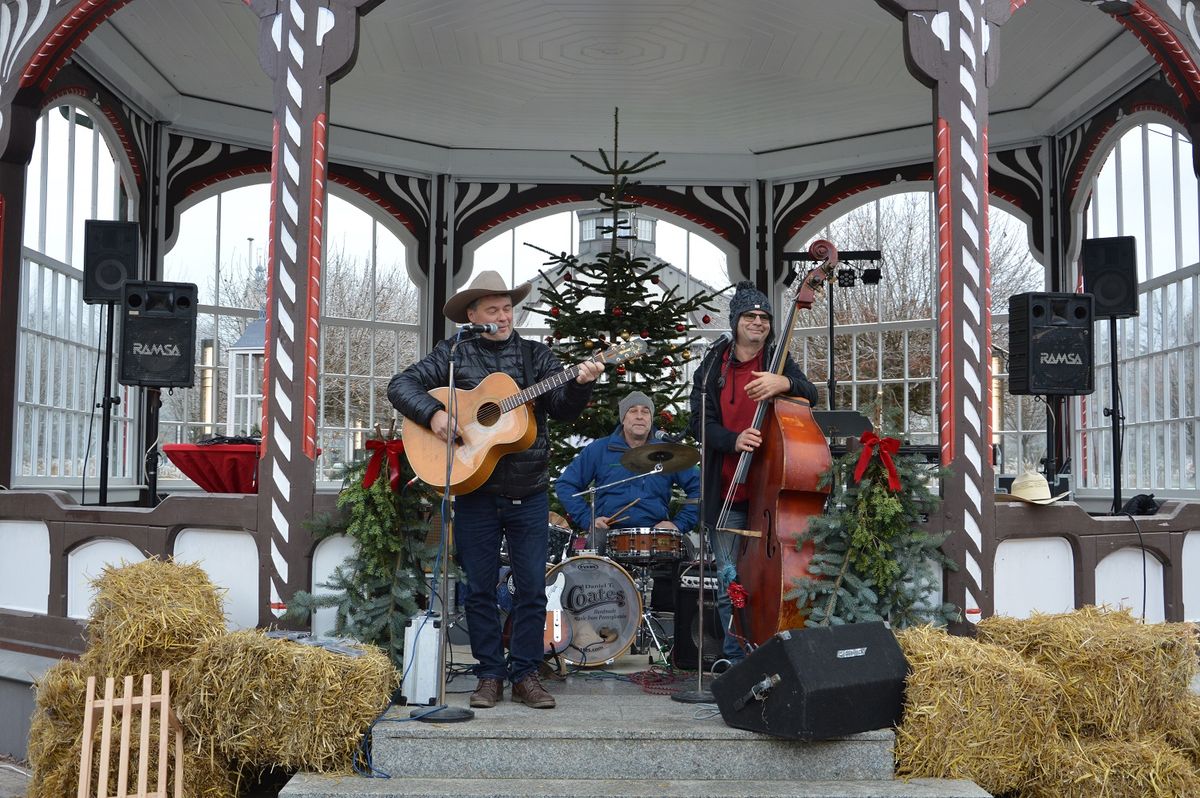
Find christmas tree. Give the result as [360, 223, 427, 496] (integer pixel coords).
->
[529, 109, 722, 478]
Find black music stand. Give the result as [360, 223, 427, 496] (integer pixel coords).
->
[812, 410, 873, 440]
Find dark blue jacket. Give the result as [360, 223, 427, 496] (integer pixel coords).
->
[555, 425, 700, 532]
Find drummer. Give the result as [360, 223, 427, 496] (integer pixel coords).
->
[556, 390, 700, 550]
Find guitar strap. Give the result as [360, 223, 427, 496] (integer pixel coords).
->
[520, 335, 535, 389]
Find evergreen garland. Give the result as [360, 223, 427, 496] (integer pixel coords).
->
[791, 436, 961, 628]
[284, 447, 439, 668]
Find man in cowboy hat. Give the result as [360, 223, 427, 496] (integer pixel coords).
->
[389, 270, 604, 710]
[688, 280, 818, 665]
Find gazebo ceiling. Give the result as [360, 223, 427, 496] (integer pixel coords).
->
[86, 0, 1149, 165]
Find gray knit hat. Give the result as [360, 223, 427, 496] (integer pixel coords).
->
[729, 280, 772, 326]
[618, 390, 654, 420]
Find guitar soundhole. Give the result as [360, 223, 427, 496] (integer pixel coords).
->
[477, 402, 502, 427]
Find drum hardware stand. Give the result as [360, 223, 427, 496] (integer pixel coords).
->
[629, 564, 672, 666]
[674, 335, 726, 704]
[414, 332, 474, 724]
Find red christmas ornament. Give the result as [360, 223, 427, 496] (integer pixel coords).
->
[651, 275, 660, 285]
[563, 272, 572, 282]
[702, 314, 712, 324]
[675, 324, 686, 333]
[550, 306, 560, 317]
[613, 307, 623, 317]
[660, 410, 674, 423]
[545, 336, 554, 344]
[616, 365, 626, 376]
[640, 330, 650, 338]
[661, 356, 672, 366]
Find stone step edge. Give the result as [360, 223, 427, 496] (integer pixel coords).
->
[281, 774, 991, 798]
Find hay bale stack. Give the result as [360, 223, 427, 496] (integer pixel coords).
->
[1161, 693, 1200, 768]
[27, 658, 239, 798]
[1019, 735, 1200, 798]
[894, 625, 1061, 796]
[978, 607, 1198, 739]
[83, 557, 227, 678]
[178, 630, 397, 772]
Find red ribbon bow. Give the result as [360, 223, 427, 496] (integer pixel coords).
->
[363, 438, 406, 491]
[853, 431, 902, 492]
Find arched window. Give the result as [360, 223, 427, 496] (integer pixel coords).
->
[1076, 122, 1200, 497]
[464, 207, 731, 337]
[16, 103, 137, 489]
[794, 190, 1043, 464]
[160, 184, 421, 486]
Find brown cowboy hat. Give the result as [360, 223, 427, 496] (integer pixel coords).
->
[443, 270, 532, 323]
[996, 469, 1070, 505]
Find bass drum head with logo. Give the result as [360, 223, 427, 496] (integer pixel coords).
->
[547, 555, 641, 666]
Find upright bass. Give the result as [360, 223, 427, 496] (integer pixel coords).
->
[720, 240, 838, 646]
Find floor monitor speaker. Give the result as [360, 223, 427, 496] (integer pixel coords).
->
[711, 622, 908, 740]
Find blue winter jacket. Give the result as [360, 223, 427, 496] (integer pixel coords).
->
[555, 425, 700, 533]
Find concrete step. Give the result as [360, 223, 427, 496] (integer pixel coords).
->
[281, 774, 991, 798]
[368, 701, 893, 781]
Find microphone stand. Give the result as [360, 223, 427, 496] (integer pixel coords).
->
[673, 337, 724, 704]
[414, 331, 473, 723]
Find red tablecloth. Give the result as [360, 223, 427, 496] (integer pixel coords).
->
[163, 443, 259, 493]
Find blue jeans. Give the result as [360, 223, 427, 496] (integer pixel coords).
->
[709, 507, 748, 661]
[453, 491, 549, 683]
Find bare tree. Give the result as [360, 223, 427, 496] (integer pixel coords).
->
[790, 192, 1043, 447]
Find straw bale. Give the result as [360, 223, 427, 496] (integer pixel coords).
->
[1019, 734, 1200, 798]
[978, 607, 1198, 739]
[894, 625, 1061, 795]
[27, 658, 239, 798]
[177, 629, 397, 772]
[85, 557, 227, 678]
[1161, 692, 1200, 768]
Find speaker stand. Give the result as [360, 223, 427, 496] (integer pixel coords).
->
[143, 388, 161, 507]
[96, 302, 120, 506]
[1104, 316, 1123, 514]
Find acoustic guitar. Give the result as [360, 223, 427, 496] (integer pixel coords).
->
[402, 338, 647, 494]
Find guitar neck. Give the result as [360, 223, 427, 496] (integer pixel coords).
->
[499, 362, 584, 413]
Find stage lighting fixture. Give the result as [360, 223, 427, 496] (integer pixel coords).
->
[837, 269, 857, 288]
[860, 266, 882, 285]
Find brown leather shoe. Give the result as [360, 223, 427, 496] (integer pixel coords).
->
[469, 677, 503, 708]
[511, 673, 556, 708]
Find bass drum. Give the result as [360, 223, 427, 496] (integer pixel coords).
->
[547, 555, 641, 667]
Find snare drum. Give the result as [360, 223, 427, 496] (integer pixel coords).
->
[546, 555, 641, 666]
[605, 527, 686, 564]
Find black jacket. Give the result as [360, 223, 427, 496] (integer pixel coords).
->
[687, 336, 818, 527]
[388, 332, 593, 498]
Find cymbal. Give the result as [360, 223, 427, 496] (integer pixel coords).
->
[621, 442, 700, 475]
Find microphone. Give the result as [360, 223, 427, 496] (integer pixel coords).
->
[458, 322, 499, 334]
[708, 331, 733, 348]
[653, 429, 684, 443]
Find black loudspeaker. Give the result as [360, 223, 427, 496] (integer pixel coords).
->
[671, 565, 723, 670]
[119, 281, 198, 388]
[1008, 292, 1094, 396]
[83, 220, 139, 304]
[1082, 236, 1138, 319]
[711, 622, 909, 740]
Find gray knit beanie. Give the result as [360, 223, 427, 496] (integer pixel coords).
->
[728, 280, 772, 327]
[618, 390, 654, 420]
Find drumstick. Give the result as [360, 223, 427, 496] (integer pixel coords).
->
[607, 514, 631, 527]
[607, 497, 640, 521]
